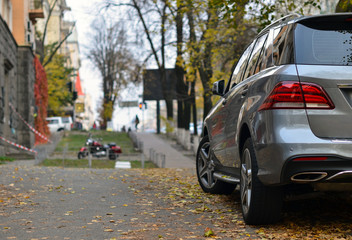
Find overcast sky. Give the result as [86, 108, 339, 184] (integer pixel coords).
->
[64, 0, 145, 129]
[65, 0, 102, 112]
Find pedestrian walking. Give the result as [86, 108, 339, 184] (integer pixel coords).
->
[135, 115, 140, 130]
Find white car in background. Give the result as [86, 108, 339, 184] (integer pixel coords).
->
[46, 117, 65, 132]
[46, 116, 73, 132]
[62, 116, 73, 131]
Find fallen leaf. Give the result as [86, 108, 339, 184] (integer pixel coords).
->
[204, 228, 214, 237]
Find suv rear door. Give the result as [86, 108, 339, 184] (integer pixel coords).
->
[295, 15, 352, 138]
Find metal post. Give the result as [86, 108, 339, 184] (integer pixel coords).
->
[156, 100, 160, 134]
[128, 105, 130, 130]
[141, 152, 145, 169]
[142, 103, 145, 132]
[139, 141, 144, 168]
[35, 152, 38, 165]
[63, 143, 68, 168]
[153, 149, 156, 164]
[88, 146, 92, 168]
[162, 154, 166, 168]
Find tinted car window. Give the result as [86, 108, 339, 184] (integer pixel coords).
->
[227, 41, 255, 90]
[272, 25, 294, 65]
[295, 23, 352, 65]
[257, 31, 273, 71]
[243, 33, 268, 79]
[49, 119, 59, 124]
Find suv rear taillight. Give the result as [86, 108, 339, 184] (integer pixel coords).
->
[259, 81, 335, 111]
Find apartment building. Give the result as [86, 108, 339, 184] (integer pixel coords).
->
[0, 0, 44, 155]
[36, 0, 94, 129]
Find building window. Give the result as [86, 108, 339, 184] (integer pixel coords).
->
[2, 0, 12, 31]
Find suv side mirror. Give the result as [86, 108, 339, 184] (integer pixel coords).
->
[212, 80, 225, 96]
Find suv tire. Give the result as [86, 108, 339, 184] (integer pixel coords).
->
[196, 136, 236, 195]
[240, 138, 282, 224]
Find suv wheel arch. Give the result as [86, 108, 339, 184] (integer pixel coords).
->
[239, 124, 251, 158]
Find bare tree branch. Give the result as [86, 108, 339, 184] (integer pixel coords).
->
[86, 16, 140, 126]
[40, 0, 59, 63]
[43, 22, 76, 67]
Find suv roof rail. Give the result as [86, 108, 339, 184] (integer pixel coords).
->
[260, 13, 302, 33]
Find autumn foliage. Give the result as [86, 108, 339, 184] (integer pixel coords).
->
[34, 56, 50, 145]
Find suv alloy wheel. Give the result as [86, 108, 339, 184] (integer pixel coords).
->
[240, 138, 283, 224]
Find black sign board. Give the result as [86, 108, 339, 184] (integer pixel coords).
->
[143, 69, 177, 101]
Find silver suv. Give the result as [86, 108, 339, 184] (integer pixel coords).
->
[196, 13, 352, 225]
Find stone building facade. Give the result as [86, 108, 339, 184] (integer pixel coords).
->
[17, 46, 36, 149]
[0, 0, 45, 156]
[0, 15, 19, 155]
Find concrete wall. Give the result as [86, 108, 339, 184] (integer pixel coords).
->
[175, 128, 200, 156]
[17, 46, 35, 148]
[0, 15, 18, 155]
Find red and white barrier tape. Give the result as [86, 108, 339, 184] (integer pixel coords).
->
[9, 103, 52, 143]
[0, 136, 37, 155]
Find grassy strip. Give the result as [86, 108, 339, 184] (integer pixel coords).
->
[130, 160, 158, 168]
[0, 156, 15, 165]
[40, 159, 158, 169]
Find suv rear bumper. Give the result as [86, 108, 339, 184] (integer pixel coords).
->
[282, 156, 352, 184]
[253, 110, 352, 185]
[256, 140, 352, 186]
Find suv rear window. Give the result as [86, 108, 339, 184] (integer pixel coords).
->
[295, 22, 352, 66]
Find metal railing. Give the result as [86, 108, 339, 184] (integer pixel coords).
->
[128, 131, 166, 168]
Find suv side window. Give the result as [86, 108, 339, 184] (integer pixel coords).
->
[258, 29, 274, 70]
[227, 41, 255, 91]
[272, 25, 294, 65]
[243, 33, 268, 79]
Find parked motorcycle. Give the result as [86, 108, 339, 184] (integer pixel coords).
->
[77, 137, 122, 160]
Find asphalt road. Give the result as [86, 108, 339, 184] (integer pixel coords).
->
[1, 164, 352, 239]
[0, 166, 144, 239]
[0, 165, 254, 239]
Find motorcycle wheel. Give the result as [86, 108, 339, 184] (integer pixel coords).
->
[78, 152, 85, 159]
[109, 153, 117, 160]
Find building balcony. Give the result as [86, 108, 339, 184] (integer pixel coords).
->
[29, 0, 44, 22]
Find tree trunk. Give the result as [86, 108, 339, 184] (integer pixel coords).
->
[191, 80, 197, 135]
[132, 0, 173, 120]
[175, 1, 189, 129]
[199, 67, 213, 119]
[198, 7, 218, 119]
[161, 2, 173, 120]
[186, 2, 202, 124]
[184, 81, 191, 131]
